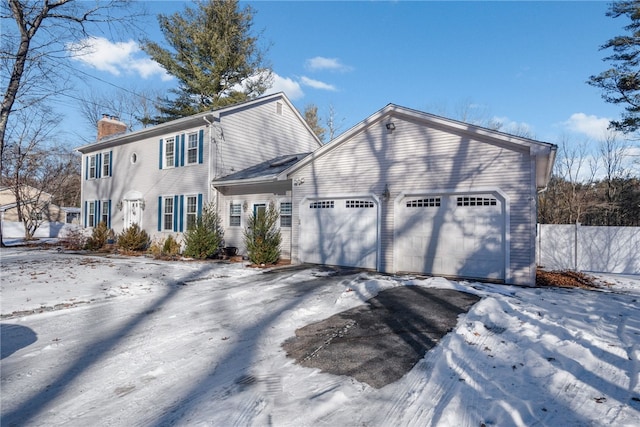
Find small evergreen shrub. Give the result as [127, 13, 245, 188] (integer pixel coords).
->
[244, 201, 281, 265]
[85, 222, 114, 251]
[117, 223, 150, 252]
[183, 203, 224, 259]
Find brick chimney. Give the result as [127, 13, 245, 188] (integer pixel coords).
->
[97, 114, 127, 140]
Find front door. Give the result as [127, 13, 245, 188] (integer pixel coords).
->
[124, 200, 142, 229]
[253, 204, 266, 221]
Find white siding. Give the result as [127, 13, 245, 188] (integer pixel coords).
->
[80, 95, 319, 244]
[290, 116, 538, 285]
[218, 192, 293, 259]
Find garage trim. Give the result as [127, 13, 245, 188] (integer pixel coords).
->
[393, 187, 510, 282]
[299, 193, 382, 270]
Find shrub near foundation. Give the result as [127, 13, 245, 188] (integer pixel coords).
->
[117, 223, 150, 252]
[85, 222, 114, 251]
[183, 203, 224, 259]
[244, 202, 281, 265]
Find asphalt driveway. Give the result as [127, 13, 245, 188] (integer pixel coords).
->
[283, 283, 481, 388]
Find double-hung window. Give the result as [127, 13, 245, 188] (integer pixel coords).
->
[164, 137, 175, 168]
[280, 202, 292, 227]
[89, 155, 97, 179]
[186, 195, 198, 230]
[102, 152, 111, 177]
[163, 197, 174, 231]
[230, 203, 241, 227]
[187, 133, 198, 165]
[101, 200, 110, 226]
[88, 202, 96, 227]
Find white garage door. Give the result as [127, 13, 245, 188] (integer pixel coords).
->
[299, 197, 378, 269]
[395, 194, 505, 280]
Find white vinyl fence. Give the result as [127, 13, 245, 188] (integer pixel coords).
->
[537, 224, 640, 274]
[1, 221, 78, 241]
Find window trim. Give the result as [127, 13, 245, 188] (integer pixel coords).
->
[163, 137, 175, 169]
[88, 155, 97, 179]
[186, 132, 199, 165]
[163, 196, 174, 231]
[229, 202, 242, 227]
[280, 201, 292, 227]
[102, 151, 111, 178]
[185, 194, 198, 230]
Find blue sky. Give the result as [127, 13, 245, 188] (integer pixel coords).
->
[63, 1, 624, 148]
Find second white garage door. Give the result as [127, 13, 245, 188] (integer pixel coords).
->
[395, 193, 506, 281]
[299, 197, 378, 269]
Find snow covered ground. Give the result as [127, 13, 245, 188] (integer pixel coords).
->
[1, 246, 639, 426]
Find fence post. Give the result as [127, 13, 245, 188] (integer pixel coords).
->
[574, 221, 580, 271]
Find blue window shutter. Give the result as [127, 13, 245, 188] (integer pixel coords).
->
[197, 194, 203, 217]
[159, 139, 163, 169]
[96, 153, 101, 179]
[96, 201, 101, 226]
[173, 195, 179, 231]
[198, 129, 204, 164]
[109, 150, 113, 177]
[85, 157, 89, 180]
[157, 197, 162, 231]
[84, 201, 87, 227]
[179, 195, 184, 232]
[107, 199, 112, 229]
[180, 134, 185, 167]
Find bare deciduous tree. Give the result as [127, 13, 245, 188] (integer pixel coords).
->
[1, 107, 76, 240]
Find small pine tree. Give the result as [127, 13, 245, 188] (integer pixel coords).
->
[117, 223, 150, 252]
[85, 222, 114, 251]
[244, 202, 281, 265]
[183, 203, 224, 259]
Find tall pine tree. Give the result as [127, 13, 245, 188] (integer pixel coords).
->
[142, 0, 272, 123]
[589, 1, 640, 134]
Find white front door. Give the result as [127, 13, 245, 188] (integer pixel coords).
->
[124, 200, 142, 229]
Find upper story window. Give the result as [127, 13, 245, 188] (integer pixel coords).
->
[164, 137, 175, 168]
[102, 151, 111, 177]
[187, 133, 198, 164]
[89, 155, 97, 179]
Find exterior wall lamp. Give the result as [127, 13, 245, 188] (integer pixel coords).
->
[381, 184, 391, 201]
[385, 122, 396, 131]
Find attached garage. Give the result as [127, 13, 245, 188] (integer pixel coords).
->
[394, 192, 506, 281]
[299, 196, 379, 269]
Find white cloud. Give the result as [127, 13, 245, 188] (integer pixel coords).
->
[305, 56, 353, 72]
[266, 73, 304, 100]
[563, 113, 616, 140]
[68, 36, 172, 81]
[300, 76, 337, 91]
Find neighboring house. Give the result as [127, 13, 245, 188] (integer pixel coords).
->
[214, 104, 556, 286]
[0, 185, 66, 238]
[76, 93, 323, 259]
[0, 185, 64, 223]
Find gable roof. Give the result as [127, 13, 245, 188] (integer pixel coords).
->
[285, 103, 557, 190]
[76, 92, 321, 153]
[211, 153, 311, 186]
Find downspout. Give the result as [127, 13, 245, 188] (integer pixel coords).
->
[203, 114, 219, 212]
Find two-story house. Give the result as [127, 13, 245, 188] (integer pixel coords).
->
[77, 93, 322, 258]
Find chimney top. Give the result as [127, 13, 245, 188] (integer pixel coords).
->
[97, 114, 127, 140]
